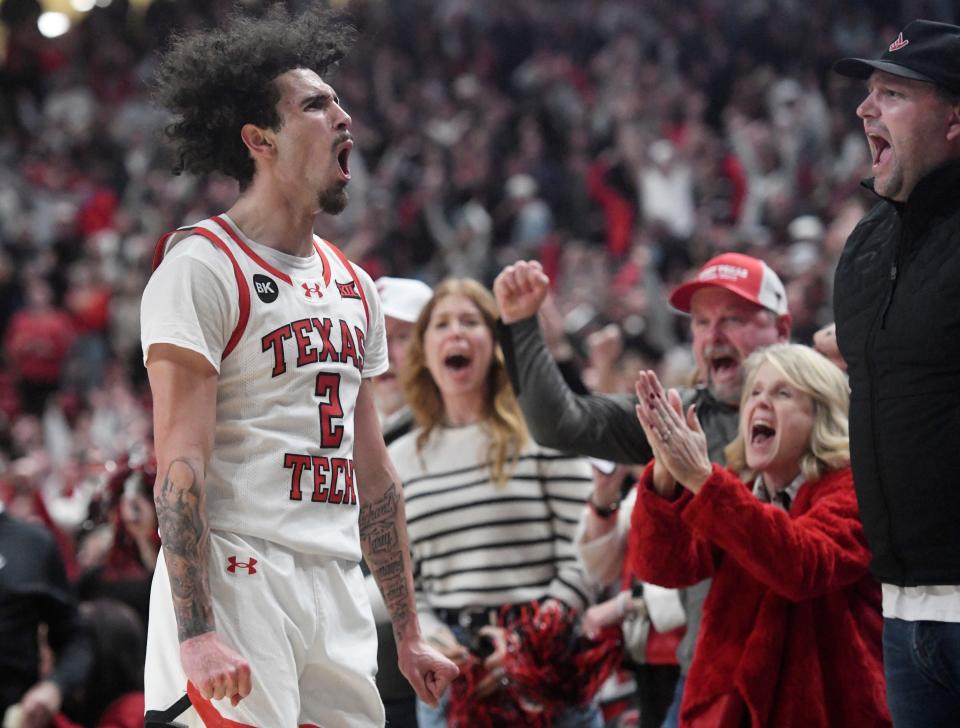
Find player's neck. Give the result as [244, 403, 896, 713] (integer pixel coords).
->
[226, 187, 318, 258]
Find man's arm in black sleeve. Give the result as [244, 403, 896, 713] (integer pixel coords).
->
[498, 316, 654, 464]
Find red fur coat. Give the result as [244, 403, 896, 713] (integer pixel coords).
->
[628, 464, 891, 727]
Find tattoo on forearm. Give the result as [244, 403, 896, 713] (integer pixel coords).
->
[368, 521, 399, 553]
[155, 458, 214, 642]
[360, 484, 413, 642]
[358, 486, 399, 535]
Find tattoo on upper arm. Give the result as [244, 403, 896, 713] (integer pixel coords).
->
[359, 485, 412, 641]
[155, 458, 214, 642]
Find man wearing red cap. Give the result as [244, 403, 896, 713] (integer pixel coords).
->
[493, 252, 790, 726]
[833, 19, 960, 726]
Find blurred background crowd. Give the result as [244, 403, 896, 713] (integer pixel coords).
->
[0, 0, 956, 725]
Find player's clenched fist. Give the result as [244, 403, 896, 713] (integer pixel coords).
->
[493, 260, 550, 324]
[181, 632, 252, 706]
[398, 638, 460, 708]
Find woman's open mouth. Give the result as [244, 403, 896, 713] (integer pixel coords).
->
[444, 353, 471, 372]
[751, 422, 776, 446]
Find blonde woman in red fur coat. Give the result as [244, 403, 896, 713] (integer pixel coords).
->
[628, 344, 890, 727]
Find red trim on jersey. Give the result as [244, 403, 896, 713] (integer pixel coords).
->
[187, 228, 250, 360]
[151, 231, 177, 271]
[311, 238, 332, 286]
[211, 215, 294, 286]
[186, 682, 256, 728]
[323, 240, 370, 328]
[149, 224, 249, 361]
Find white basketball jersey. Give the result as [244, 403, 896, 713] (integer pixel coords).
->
[145, 214, 387, 561]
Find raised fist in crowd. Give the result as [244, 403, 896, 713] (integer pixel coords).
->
[493, 261, 550, 324]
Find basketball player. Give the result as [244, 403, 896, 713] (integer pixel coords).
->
[140, 6, 457, 727]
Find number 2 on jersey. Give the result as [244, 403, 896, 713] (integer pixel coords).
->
[315, 372, 344, 447]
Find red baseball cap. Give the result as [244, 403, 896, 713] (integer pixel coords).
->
[669, 252, 788, 315]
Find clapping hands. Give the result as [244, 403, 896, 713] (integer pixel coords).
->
[634, 371, 713, 495]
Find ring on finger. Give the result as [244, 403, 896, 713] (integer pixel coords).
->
[661, 429, 672, 442]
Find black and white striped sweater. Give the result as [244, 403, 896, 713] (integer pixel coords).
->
[388, 422, 595, 638]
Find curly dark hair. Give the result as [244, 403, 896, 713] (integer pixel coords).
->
[153, 3, 355, 189]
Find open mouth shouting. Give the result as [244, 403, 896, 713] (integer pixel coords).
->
[443, 351, 473, 374]
[750, 418, 776, 451]
[706, 347, 741, 387]
[745, 412, 783, 474]
[335, 138, 353, 181]
[866, 130, 892, 173]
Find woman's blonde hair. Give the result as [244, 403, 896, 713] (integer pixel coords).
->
[724, 343, 849, 483]
[401, 278, 528, 487]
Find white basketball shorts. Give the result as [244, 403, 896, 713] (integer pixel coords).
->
[144, 530, 384, 727]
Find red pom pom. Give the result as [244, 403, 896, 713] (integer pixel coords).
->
[446, 655, 550, 728]
[445, 602, 622, 726]
[502, 603, 622, 716]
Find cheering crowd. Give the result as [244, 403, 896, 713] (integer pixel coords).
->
[1, 0, 959, 726]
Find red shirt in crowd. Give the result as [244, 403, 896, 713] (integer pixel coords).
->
[4, 307, 76, 384]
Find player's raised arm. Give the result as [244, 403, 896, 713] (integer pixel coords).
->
[352, 381, 459, 707]
[147, 342, 252, 705]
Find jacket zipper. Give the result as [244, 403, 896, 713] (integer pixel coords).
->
[879, 223, 905, 330]
[879, 261, 898, 330]
[865, 218, 906, 582]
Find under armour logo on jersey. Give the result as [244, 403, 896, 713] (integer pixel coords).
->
[226, 556, 258, 574]
[301, 281, 324, 299]
[253, 274, 279, 303]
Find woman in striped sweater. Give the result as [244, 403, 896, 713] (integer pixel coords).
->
[388, 278, 601, 728]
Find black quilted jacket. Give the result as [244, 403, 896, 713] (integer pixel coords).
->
[834, 160, 960, 586]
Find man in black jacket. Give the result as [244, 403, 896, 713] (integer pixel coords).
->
[833, 19, 960, 727]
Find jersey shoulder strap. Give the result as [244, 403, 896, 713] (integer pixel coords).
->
[149, 219, 250, 360]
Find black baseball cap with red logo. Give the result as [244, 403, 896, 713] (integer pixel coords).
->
[833, 20, 960, 96]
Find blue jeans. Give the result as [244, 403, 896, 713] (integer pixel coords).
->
[660, 673, 685, 728]
[883, 618, 960, 727]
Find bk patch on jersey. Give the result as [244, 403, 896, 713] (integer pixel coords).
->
[253, 274, 279, 303]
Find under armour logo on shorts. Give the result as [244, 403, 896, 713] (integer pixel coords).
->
[226, 556, 258, 574]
